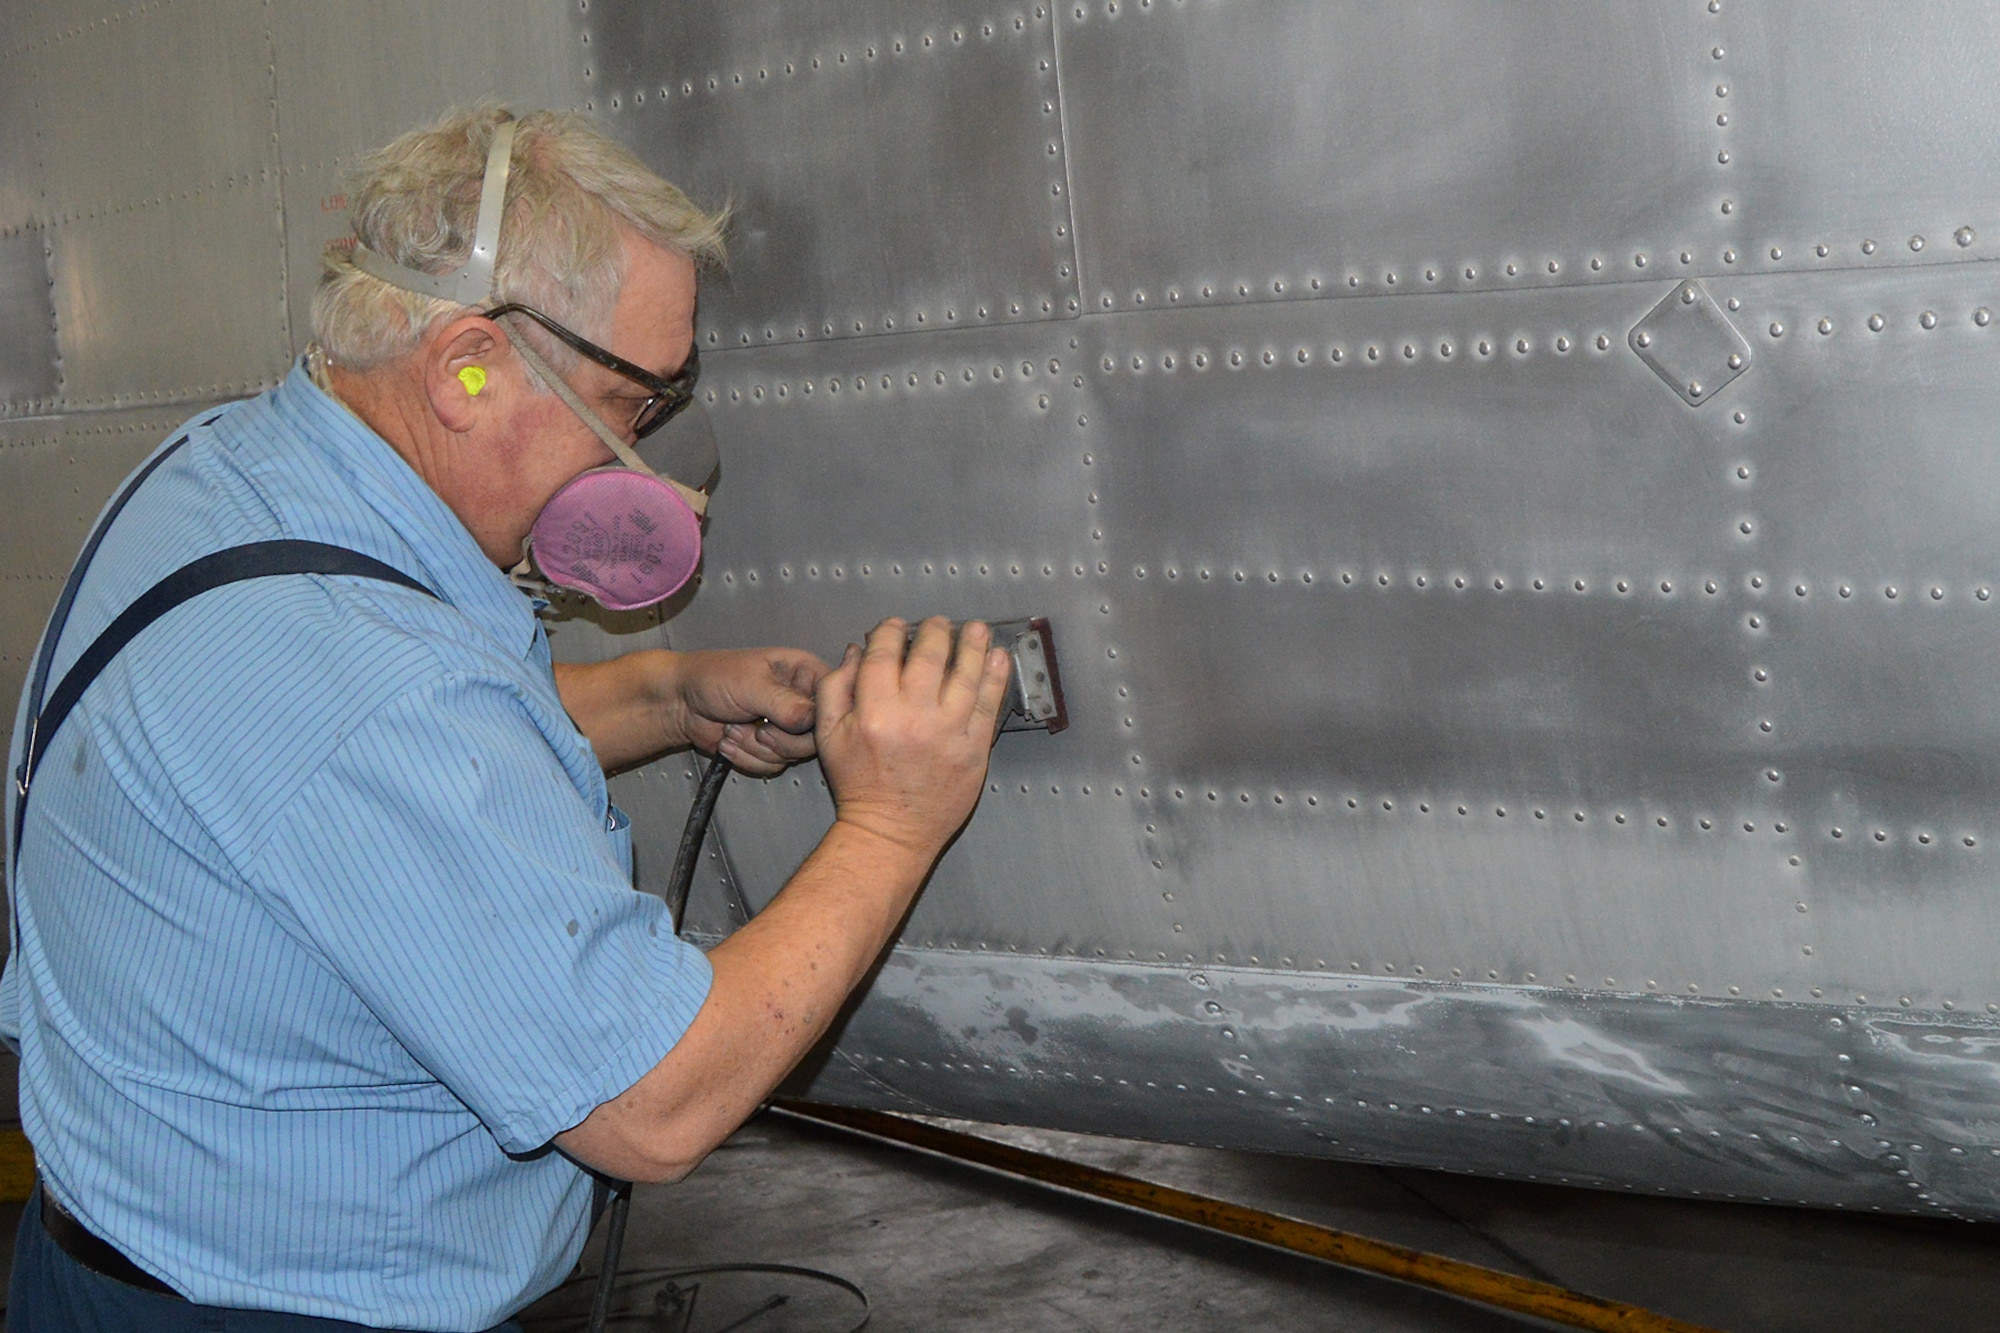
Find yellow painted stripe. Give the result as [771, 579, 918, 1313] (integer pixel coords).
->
[0, 1129, 34, 1203]
[776, 1102, 1727, 1333]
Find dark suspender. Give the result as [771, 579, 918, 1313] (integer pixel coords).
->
[9, 427, 440, 885]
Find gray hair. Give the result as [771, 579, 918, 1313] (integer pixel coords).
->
[311, 103, 726, 369]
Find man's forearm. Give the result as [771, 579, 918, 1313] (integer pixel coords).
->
[553, 652, 685, 772]
[552, 818, 936, 1181]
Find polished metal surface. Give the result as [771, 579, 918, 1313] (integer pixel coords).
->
[780, 948, 2000, 1218]
[8, 0, 2000, 1220]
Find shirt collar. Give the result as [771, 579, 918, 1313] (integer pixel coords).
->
[272, 358, 542, 661]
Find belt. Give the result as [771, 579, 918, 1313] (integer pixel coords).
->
[39, 1188, 184, 1299]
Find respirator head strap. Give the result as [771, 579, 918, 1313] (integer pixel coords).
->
[349, 115, 517, 307]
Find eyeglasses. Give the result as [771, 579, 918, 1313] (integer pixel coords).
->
[483, 302, 699, 439]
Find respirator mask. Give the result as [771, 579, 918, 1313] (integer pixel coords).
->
[348, 112, 713, 610]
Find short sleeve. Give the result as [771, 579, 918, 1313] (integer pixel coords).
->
[251, 672, 712, 1153]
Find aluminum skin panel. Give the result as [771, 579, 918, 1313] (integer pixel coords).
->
[11, 2, 274, 221]
[43, 184, 289, 410]
[267, 1, 586, 352]
[1681, 265, 2000, 1014]
[780, 949, 2000, 1221]
[583, 1, 1078, 350]
[1709, 1, 2000, 278]
[1056, 1, 1726, 314]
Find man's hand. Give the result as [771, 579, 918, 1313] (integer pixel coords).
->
[554, 647, 827, 775]
[814, 617, 1014, 857]
[669, 647, 826, 775]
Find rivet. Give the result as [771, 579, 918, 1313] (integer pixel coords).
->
[1597, 334, 1611, 350]
[1635, 332, 1652, 348]
[1816, 243, 1829, 257]
[1727, 353, 1743, 370]
[1712, 46, 1725, 58]
[1635, 254, 1648, 267]
[1862, 239, 1878, 255]
[1920, 311, 1938, 330]
[1956, 225, 1976, 248]
[1681, 250, 1694, 263]
[1886, 586, 1898, 599]
[1910, 235, 1925, 252]
[1769, 322, 1784, 338]
[1978, 309, 1993, 327]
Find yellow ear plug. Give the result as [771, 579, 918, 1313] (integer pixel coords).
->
[458, 366, 488, 396]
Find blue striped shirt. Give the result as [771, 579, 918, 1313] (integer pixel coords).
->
[2, 363, 713, 1330]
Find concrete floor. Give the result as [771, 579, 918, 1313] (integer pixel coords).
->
[0, 1113, 1992, 1330]
[517, 1112, 2000, 1333]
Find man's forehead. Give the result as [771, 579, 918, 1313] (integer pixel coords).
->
[608, 236, 697, 371]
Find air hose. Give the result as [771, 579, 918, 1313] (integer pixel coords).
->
[587, 752, 731, 1333]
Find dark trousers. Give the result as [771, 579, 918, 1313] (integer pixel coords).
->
[8, 1185, 525, 1333]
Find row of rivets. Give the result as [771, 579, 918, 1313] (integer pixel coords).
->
[706, 356, 1075, 402]
[592, 6, 1045, 101]
[715, 558, 1106, 587]
[3, 383, 271, 419]
[1098, 221, 1985, 312]
[0, 1, 168, 59]
[706, 294, 1071, 344]
[20, 171, 276, 232]
[1097, 334, 1617, 370]
[1761, 307, 1993, 338]
[712, 561, 1998, 604]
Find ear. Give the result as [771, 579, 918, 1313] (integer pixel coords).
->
[423, 316, 505, 434]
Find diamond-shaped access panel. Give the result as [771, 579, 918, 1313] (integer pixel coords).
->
[1629, 280, 1752, 407]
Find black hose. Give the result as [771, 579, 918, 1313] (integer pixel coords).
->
[666, 754, 732, 935]
[588, 752, 733, 1333]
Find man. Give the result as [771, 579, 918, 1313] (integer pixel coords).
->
[2, 106, 1009, 1331]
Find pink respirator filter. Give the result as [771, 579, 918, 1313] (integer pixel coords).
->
[528, 467, 703, 610]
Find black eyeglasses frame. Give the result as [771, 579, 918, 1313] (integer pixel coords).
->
[482, 302, 699, 439]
